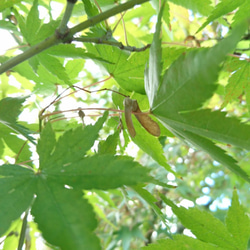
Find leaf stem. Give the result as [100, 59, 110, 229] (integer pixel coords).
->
[57, 1, 76, 35]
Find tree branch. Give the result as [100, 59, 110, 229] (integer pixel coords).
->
[57, 0, 76, 35]
[0, 0, 150, 75]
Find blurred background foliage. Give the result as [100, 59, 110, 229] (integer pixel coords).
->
[0, 0, 249, 249]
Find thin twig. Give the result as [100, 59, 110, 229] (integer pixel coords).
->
[74, 37, 150, 51]
[15, 140, 28, 164]
[83, 76, 112, 88]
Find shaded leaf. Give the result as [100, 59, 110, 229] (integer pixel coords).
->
[0, 164, 35, 236]
[32, 179, 101, 250]
[98, 130, 119, 154]
[160, 109, 250, 151]
[46, 154, 153, 189]
[0, 97, 35, 143]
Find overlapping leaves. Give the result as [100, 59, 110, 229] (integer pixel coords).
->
[0, 97, 35, 144]
[143, 190, 250, 249]
[0, 113, 153, 249]
[145, 4, 250, 182]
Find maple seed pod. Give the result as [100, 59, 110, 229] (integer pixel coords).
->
[124, 97, 161, 137]
[134, 105, 161, 137]
[124, 97, 137, 138]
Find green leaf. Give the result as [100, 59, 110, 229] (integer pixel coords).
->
[37, 123, 56, 169]
[225, 189, 250, 249]
[145, 1, 163, 108]
[232, 1, 250, 27]
[160, 195, 239, 249]
[148, 23, 250, 180]
[142, 235, 226, 250]
[0, 124, 32, 164]
[81, 0, 106, 35]
[47, 44, 104, 60]
[34, 64, 60, 94]
[0, 97, 35, 144]
[169, 0, 213, 15]
[65, 59, 85, 80]
[85, 192, 118, 229]
[130, 115, 174, 173]
[133, 185, 170, 230]
[85, 44, 148, 94]
[161, 109, 250, 151]
[167, 127, 250, 182]
[98, 130, 119, 154]
[82, 0, 99, 18]
[33, 20, 61, 44]
[24, 0, 42, 45]
[0, 0, 22, 12]
[152, 23, 247, 113]
[46, 154, 153, 189]
[37, 53, 71, 85]
[31, 179, 101, 250]
[196, 0, 245, 33]
[0, 164, 35, 236]
[13, 60, 40, 84]
[222, 58, 250, 108]
[38, 112, 108, 169]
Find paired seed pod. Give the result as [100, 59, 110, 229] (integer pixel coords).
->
[123, 97, 160, 138]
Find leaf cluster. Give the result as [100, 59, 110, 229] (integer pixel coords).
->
[0, 0, 249, 249]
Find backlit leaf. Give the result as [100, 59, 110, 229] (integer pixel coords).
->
[161, 196, 239, 249]
[142, 235, 226, 250]
[196, 0, 245, 33]
[222, 58, 250, 109]
[225, 189, 250, 249]
[38, 112, 108, 169]
[169, 0, 212, 15]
